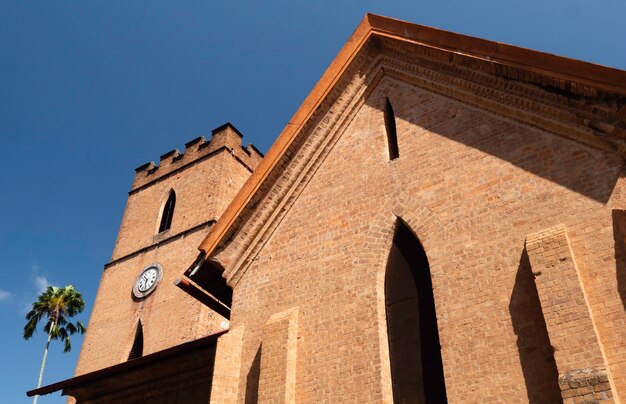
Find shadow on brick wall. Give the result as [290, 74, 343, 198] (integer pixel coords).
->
[612, 210, 626, 313]
[244, 345, 262, 404]
[367, 88, 622, 204]
[509, 250, 561, 403]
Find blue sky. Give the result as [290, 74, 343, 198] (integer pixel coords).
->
[1, 1, 625, 403]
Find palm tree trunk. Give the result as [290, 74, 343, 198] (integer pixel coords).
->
[33, 323, 53, 404]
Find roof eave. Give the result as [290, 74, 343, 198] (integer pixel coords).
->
[26, 330, 226, 398]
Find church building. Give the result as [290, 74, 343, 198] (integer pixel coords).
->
[29, 14, 626, 403]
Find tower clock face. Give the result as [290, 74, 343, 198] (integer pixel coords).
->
[138, 267, 158, 291]
[132, 264, 163, 298]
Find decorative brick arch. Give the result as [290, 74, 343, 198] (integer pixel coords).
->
[391, 192, 446, 265]
[366, 192, 447, 402]
[366, 191, 447, 276]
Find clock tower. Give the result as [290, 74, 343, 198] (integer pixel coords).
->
[73, 123, 262, 376]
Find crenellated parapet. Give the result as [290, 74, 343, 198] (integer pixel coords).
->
[131, 122, 263, 192]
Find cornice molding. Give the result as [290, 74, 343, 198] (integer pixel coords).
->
[378, 37, 626, 148]
[376, 51, 626, 155]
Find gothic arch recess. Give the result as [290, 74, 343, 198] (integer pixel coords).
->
[365, 195, 447, 402]
[127, 320, 144, 361]
[385, 218, 447, 402]
[157, 189, 176, 233]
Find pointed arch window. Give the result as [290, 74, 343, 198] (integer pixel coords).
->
[128, 321, 144, 360]
[384, 97, 399, 160]
[385, 220, 447, 403]
[159, 190, 176, 233]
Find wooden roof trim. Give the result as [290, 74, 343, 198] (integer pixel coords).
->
[198, 13, 626, 256]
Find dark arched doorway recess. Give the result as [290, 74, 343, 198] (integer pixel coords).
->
[385, 220, 447, 403]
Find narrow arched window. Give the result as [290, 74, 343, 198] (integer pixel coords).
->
[128, 321, 143, 360]
[159, 190, 176, 233]
[385, 97, 399, 160]
[385, 220, 447, 403]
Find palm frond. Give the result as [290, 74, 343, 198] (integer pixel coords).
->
[22, 285, 87, 353]
[23, 318, 38, 339]
[64, 335, 71, 353]
[66, 323, 77, 335]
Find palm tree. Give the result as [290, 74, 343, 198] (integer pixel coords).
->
[24, 285, 87, 404]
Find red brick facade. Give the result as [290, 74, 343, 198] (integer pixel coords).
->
[216, 77, 624, 402]
[198, 16, 626, 403]
[73, 123, 261, 376]
[43, 14, 626, 404]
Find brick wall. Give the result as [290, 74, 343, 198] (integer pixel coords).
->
[75, 126, 258, 376]
[559, 367, 614, 403]
[526, 225, 614, 402]
[113, 127, 256, 260]
[227, 75, 626, 402]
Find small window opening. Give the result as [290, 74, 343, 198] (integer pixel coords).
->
[128, 321, 143, 360]
[159, 190, 176, 233]
[385, 97, 399, 160]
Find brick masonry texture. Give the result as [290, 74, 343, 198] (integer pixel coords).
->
[74, 126, 259, 377]
[68, 340, 219, 403]
[258, 309, 299, 403]
[526, 225, 614, 401]
[559, 367, 614, 403]
[210, 327, 245, 402]
[70, 18, 626, 404]
[223, 73, 626, 402]
[526, 226, 605, 372]
[113, 133, 256, 260]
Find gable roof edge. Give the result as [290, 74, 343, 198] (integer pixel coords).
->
[197, 13, 626, 259]
[366, 14, 626, 94]
[197, 14, 376, 256]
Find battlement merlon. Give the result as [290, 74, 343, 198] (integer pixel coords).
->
[131, 122, 264, 192]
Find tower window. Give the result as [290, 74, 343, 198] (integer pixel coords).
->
[159, 190, 176, 233]
[128, 321, 144, 360]
[385, 97, 399, 160]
